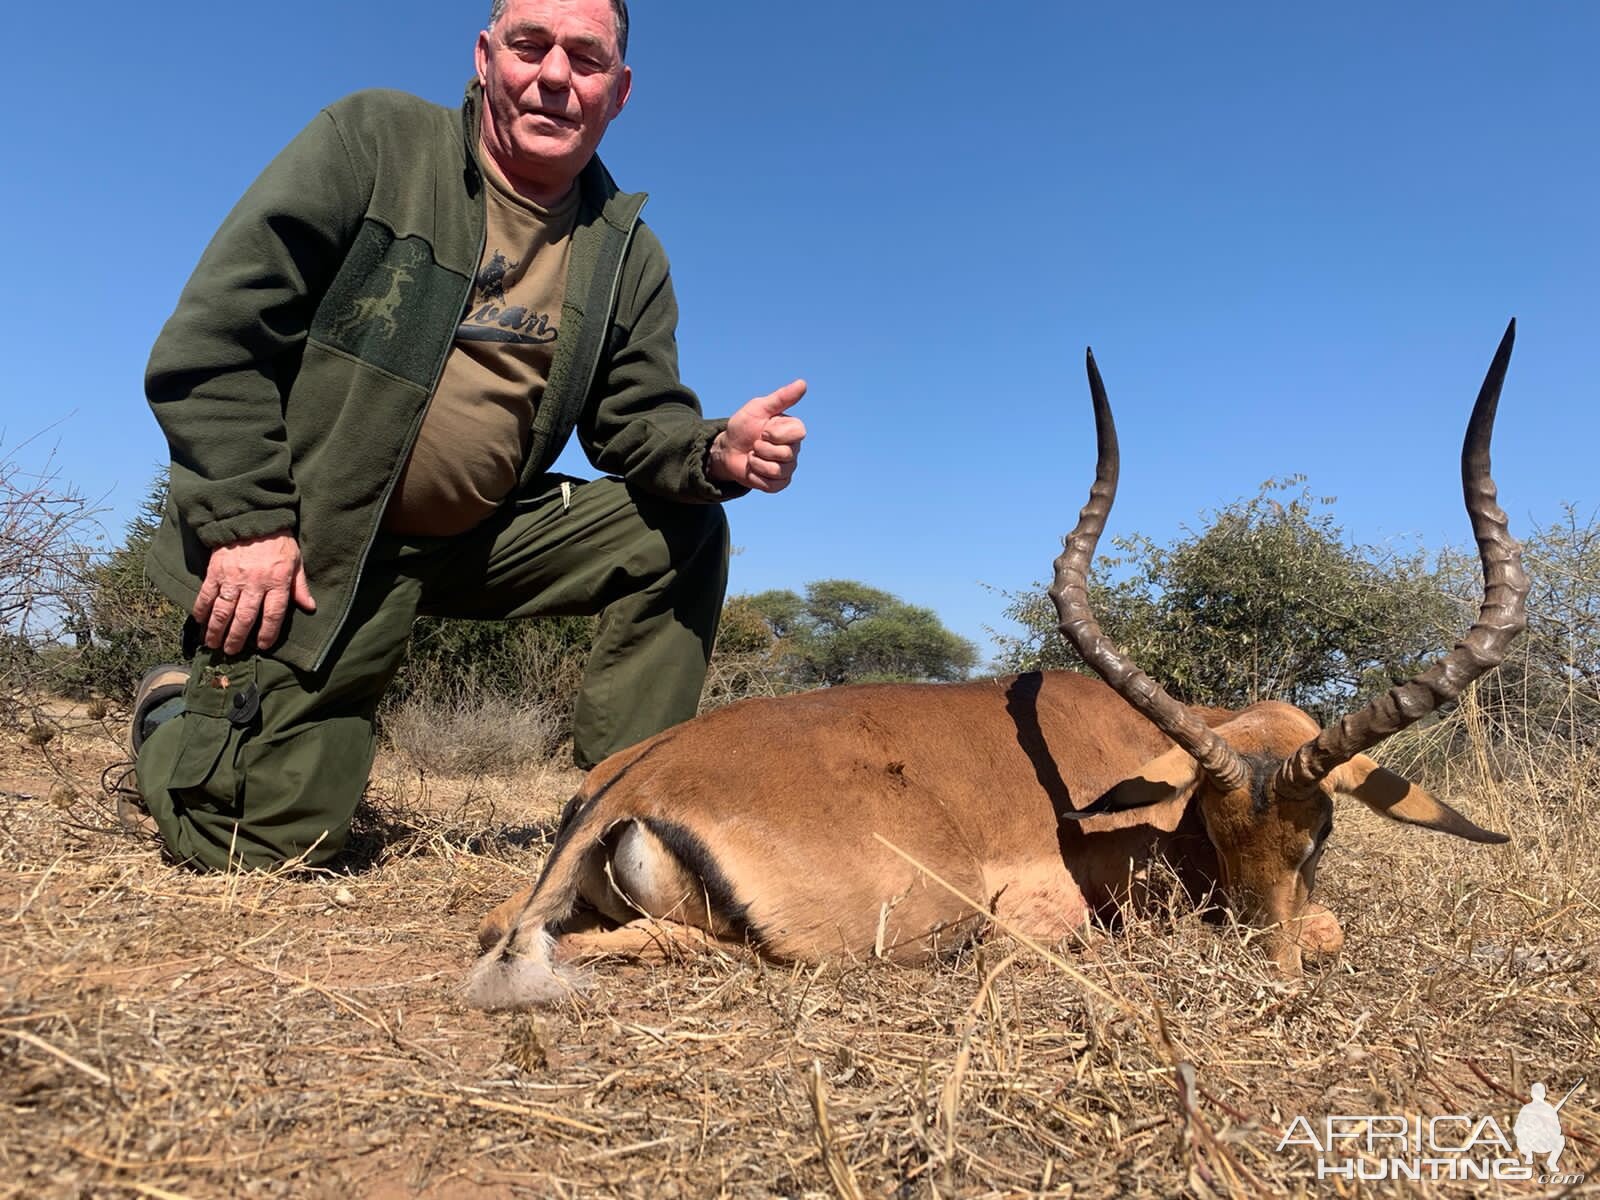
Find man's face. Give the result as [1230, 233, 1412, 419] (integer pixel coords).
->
[475, 0, 631, 201]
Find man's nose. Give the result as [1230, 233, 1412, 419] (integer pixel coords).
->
[537, 44, 572, 88]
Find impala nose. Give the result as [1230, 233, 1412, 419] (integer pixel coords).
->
[1294, 901, 1345, 958]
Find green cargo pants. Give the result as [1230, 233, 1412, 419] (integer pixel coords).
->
[135, 475, 729, 871]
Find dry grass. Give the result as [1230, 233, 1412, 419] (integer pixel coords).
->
[381, 691, 565, 780]
[0, 698, 1596, 1199]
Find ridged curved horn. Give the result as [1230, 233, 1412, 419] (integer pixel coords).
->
[1050, 349, 1251, 794]
[1276, 319, 1529, 796]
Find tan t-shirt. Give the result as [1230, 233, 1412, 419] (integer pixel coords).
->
[382, 150, 580, 536]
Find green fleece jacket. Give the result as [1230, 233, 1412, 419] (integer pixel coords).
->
[145, 83, 734, 673]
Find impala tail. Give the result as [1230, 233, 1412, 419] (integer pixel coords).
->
[463, 782, 622, 1010]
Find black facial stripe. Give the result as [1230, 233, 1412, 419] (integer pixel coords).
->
[1246, 754, 1279, 815]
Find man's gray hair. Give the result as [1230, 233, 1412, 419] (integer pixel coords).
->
[487, 0, 630, 62]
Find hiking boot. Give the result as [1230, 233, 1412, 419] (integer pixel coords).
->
[116, 791, 161, 838]
[130, 663, 188, 754]
[101, 760, 161, 840]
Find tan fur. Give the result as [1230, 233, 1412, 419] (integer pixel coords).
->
[479, 884, 534, 952]
[552, 910, 749, 963]
[466, 670, 1504, 1008]
[1293, 902, 1346, 957]
[460, 331, 1523, 1008]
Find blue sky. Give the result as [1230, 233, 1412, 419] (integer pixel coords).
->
[1, 2, 1595, 658]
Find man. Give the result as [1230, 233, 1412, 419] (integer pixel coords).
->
[133, 0, 806, 871]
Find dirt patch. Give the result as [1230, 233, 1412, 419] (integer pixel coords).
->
[0, 714, 1595, 1197]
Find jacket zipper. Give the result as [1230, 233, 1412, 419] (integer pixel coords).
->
[312, 184, 639, 671]
[572, 201, 644, 417]
[311, 224, 487, 672]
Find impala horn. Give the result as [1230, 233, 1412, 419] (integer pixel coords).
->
[1274, 319, 1528, 796]
[1049, 348, 1252, 795]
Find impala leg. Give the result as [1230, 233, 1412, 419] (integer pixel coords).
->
[555, 915, 752, 964]
[479, 820, 745, 956]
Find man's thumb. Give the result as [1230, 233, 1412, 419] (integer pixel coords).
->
[751, 378, 807, 418]
[294, 564, 317, 613]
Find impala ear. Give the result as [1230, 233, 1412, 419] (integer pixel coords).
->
[1067, 744, 1205, 819]
[1327, 755, 1509, 844]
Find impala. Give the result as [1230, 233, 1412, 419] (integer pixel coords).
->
[467, 322, 1525, 1010]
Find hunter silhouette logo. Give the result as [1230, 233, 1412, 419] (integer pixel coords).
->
[1514, 1081, 1580, 1171]
[1277, 1077, 1586, 1184]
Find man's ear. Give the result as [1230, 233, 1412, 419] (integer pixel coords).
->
[1327, 755, 1508, 844]
[1067, 744, 1204, 819]
[475, 29, 492, 87]
[610, 65, 632, 118]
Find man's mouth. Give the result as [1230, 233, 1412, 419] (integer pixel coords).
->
[525, 109, 577, 127]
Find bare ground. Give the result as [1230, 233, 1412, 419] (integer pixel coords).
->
[0, 703, 1596, 1199]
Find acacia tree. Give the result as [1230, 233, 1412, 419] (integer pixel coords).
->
[991, 479, 1454, 723]
[743, 579, 978, 687]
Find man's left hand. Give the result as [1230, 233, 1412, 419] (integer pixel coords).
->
[709, 379, 807, 493]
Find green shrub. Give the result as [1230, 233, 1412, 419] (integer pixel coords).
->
[60, 472, 185, 703]
[991, 478, 1458, 724]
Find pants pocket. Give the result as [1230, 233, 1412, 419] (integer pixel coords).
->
[166, 713, 231, 791]
[166, 656, 260, 793]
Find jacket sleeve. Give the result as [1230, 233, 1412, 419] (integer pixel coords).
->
[577, 224, 747, 502]
[145, 108, 368, 549]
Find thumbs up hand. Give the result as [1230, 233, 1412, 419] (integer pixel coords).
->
[709, 379, 807, 493]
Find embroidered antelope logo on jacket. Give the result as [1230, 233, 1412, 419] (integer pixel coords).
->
[330, 264, 414, 341]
